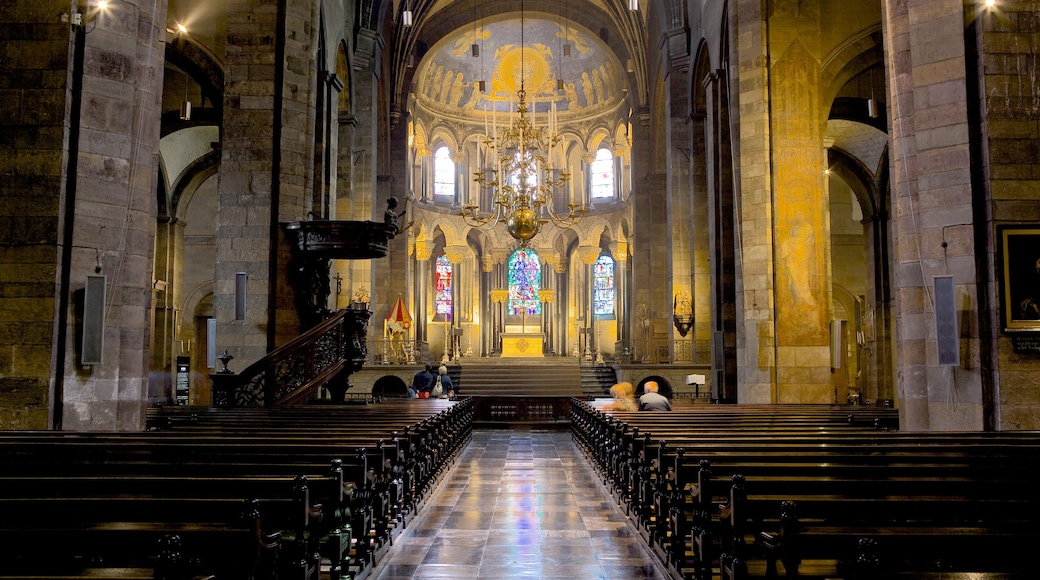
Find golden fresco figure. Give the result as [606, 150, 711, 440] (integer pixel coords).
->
[581, 72, 595, 106]
[426, 66, 444, 101]
[591, 69, 605, 104]
[438, 71, 455, 103]
[463, 83, 483, 109]
[564, 82, 581, 110]
[448, 73, 465, 106]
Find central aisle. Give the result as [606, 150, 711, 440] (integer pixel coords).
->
[373, 429, 669, 579]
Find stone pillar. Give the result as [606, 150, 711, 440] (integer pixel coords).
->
[152, 217, 186, 404]
[217, 0, 319, 369]
[414, 238, 432, 345]
[481, 253, 494, 355]
[538, 288, 555, 354]
[554, 256, 568, 356]
[578, 245, 602, 359]
[882, 0, 983, 430]
[610, 240, 630, 346]
[765, 0, 833, 403]
[491, 289, 509, 355]
[443, 244, 468, 360]
[452, 150, 466, 210]
[0, 0, 167, 430]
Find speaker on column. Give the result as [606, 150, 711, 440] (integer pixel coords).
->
[234, 272, 247, 322]
[830, 320, 845, 369]
[206, 318, 217, 369]
[933, 275, 959, 366]
[81, 275, 107, 365]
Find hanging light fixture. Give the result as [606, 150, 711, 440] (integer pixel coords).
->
[629, 0, 639, 11]
[402, 1, 413, 27]
[179, 72, 192, 120]
[866, 67, 878, 119]
[461, 0, 585, 247]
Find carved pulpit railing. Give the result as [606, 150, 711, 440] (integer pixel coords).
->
[211, 307, 371, 407]
[210, 218, 397, 407]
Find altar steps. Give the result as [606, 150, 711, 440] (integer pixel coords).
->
[455, 357, 582, 397]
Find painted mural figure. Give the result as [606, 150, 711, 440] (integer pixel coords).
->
[581, 72, 595, 107]
[564, 82, 581, 110]
[779, 222, 817, 308]
[591, 69, 605, 104]
[438, 71, 455, 104]
[449, 73, 465, 106]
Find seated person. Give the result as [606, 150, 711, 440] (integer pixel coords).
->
[411, 363, 434, 398]
[639, 381, 672, 411]
[434, 365, 454, 399]
[604, 382, 638, 411]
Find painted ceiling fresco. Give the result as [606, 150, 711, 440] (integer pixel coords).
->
[414, 16, 624, 119]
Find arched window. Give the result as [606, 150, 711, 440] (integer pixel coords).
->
[434, 254, 453, 317]
[593, 254, 615, 315]
[508, 249, 541, 316]
[433, 146, 455, 198]
[590, 148, 614, 199]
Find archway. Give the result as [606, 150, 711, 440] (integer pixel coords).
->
[637, 375, 673, 400]
[373, 375, 409, 399]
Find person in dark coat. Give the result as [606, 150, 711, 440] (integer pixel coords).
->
[410, 364, 434, 398]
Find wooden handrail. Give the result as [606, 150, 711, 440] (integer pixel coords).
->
[211, 308, 372, 406]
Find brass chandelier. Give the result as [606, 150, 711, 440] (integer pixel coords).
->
[459, 3, 586, 246]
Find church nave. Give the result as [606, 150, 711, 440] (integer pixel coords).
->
[372, 430, 668, 580]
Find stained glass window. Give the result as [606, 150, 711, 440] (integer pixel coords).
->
[433, 146, 455, 197]
[434, 254, 452, 317]
[508, 249, 542, 316]
[593, 254, 615, 315]
[590, 148, 614, 199]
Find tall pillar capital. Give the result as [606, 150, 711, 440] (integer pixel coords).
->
[609, 240, 629, 262]
[481, 253, 495, 272]
[414, 239, 433, 261]
[578, 245, 602, 265]
[537, 288, 555, 304]
[443, 244, 469, 264]
[491, 289, 510, 304]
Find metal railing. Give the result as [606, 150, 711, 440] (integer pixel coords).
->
[613, 339, 711, 364]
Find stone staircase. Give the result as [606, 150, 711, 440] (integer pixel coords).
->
[580, 365, 617, 396]
[454, 357, 582, 397]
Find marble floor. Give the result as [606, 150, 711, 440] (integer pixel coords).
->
[372, 429, 669, 579]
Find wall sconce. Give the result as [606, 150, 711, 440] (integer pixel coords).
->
[673, 291, 694, 337]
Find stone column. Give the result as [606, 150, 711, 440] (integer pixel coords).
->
[554, 255, 568, 356]
[610, 240, 630, 347]
[452, 150, 466, 210]
[414, 238, 433, 345]
[481, 253, 494, 356]
[578, 245, 602, 360]
[538, 289, 555, 354]
[17, 0, 166, 430]
[443, 244, 469, 360]
[491, 289, 510, 355]
[580, 152, 597, 209]
[882, 0, 982, 430]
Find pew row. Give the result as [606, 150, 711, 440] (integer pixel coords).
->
[0, 398, 473, 580]
[571, 398, 1040, 580]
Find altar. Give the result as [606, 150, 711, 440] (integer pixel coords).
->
[501, 333, 544, 357]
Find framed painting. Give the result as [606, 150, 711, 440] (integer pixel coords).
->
[1000, 225, 1040, 332]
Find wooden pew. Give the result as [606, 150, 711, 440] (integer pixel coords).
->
[0, 399, 472, 580]
[570, 399, 1040, 580]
